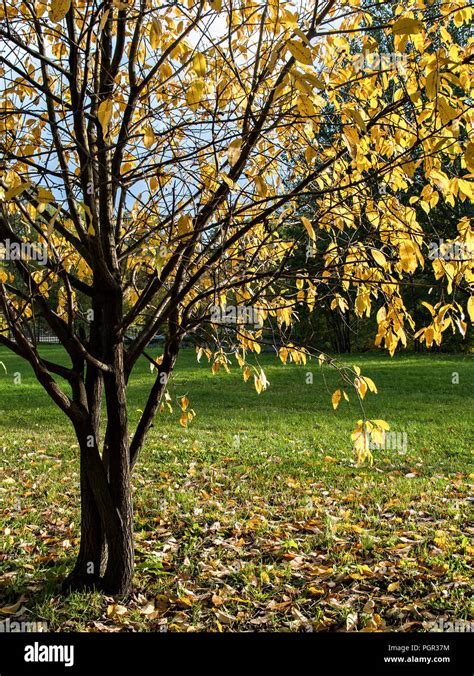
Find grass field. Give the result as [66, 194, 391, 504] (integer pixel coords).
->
[0, 347, 472, 632]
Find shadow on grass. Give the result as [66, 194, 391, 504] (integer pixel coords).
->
[0, 556, 107, 630]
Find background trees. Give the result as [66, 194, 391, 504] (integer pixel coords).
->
[282, 0, 473, 353]
[0, 0, 472, 594]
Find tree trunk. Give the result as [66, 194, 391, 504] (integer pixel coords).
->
[100, 289, 134, 595]
[62, 452, 103, 591]
[63, 418, 134, 595]
[63, 292, 176, 596]
[326, 308, 352, 353]
[101, 496, 134, 595]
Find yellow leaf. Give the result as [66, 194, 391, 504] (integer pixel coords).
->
[253, 175, 268, 197]
[221, 174, 235, 189]
[287, 40, 313, 65]
[149, 19, 162, 50]
[332, 389, 341, 410]
[342, 126, 359, 160]
[4, 182, 31, 201]
[372, 419, 390, 430]
[358, 564, 373, 576]
[97, 99, 113, 134]
[355, 377, 367, 399]
[99, 8, 109, 31]
[45, 206, 61, 238]
[391, 17, 423, 35]
[177, 214, 193, 238]
[49, 0, 71, 22]
[180, 396, 189, 411]
[37, 187, 54, 204]
[305, 73, 325, 90]
[363, 376, 377, 394]
[227, 139, 242, 167]
[177, 596, 193, 608]
[305, 146, 317, 164]
[421, 301, 435, 317]
[186, 79, 204, 110]
[437, 97, 457, 124]
[347, 108, 366, 133]
[429, 169, 449, 192]
[308, 586, 325, 596]
[143, 126, 155, 149]
[107, 603, 127, 619]
[425, 70, 439, 100]
[301, 216, 315, 241]
[458, 179, 473, 201]
[192, 53, 206, 77]
[179, 412, 188, 428]
[399, 240, 417, 273]
[467, 296, 474, 323]
[296, 94, 316, 118]
[372, 249, 387, 267]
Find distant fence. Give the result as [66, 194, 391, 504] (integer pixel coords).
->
[9, 328, 163, 346]
[37, 332, 60, 343]
[8, 330, 60, 344]
[9, 328, 272, 350]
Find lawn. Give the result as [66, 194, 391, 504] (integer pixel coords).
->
[0, 347, 472, 632]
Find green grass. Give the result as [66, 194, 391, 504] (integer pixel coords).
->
[0, 347, 472, 632]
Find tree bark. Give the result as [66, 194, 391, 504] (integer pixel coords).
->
[62, 447, 103, 591]
[64, 412, 134, 594]
[100, 289, 134, 595]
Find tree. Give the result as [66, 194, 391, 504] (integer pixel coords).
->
[0, 0, 472, 594]
[282, 0, 473, 352]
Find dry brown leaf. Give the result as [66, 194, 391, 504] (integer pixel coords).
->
[214, 609, 236, 624]
[0, 596, 26, 616]
[106, 603, 128, 619]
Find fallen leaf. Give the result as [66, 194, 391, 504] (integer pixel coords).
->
[0, 596, 26, 616]
[214, 609, 236, 624]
